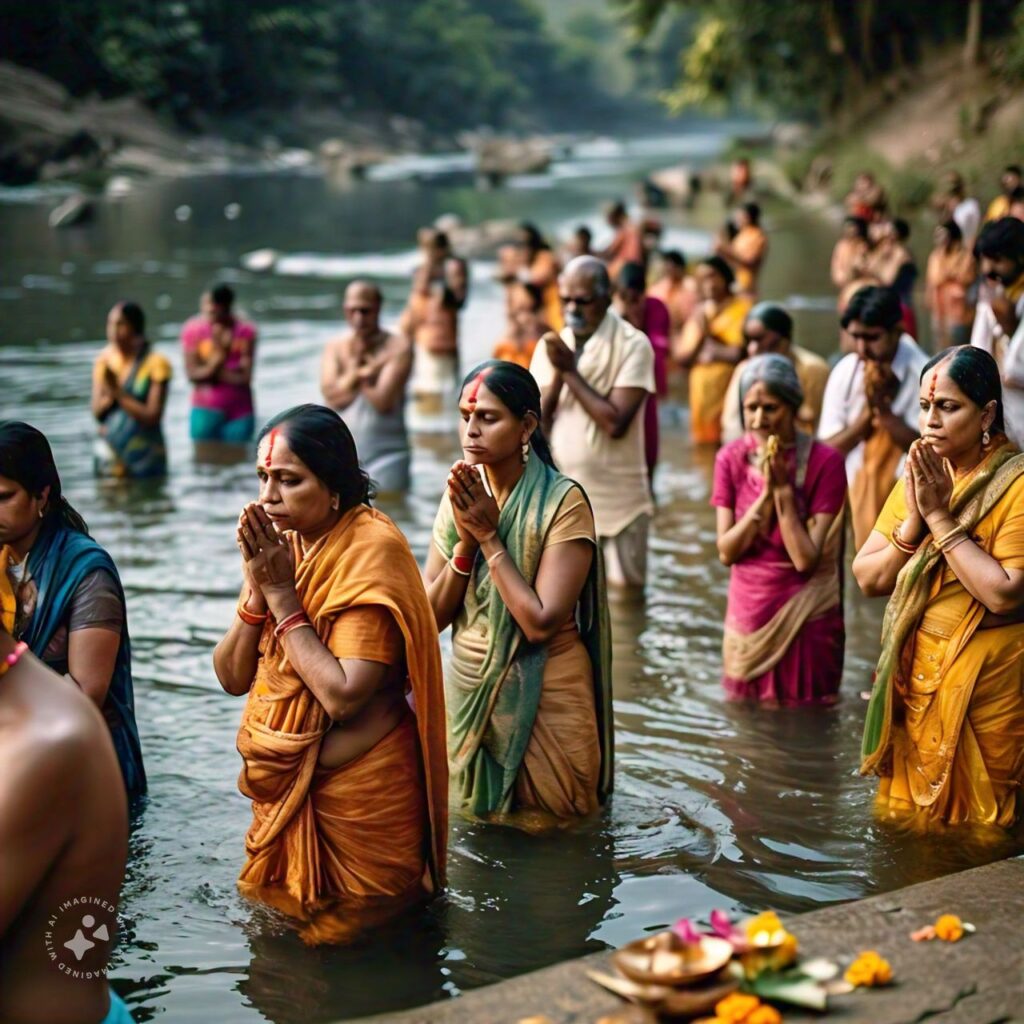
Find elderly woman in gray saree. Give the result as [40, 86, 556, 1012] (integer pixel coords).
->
[424, 360, 612, 824]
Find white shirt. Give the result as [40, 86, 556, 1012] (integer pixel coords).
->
[953, 197, 981, 244]
[1002, 316, 1024, 448]
[817, 333, 929, 481]
[531, 309, 655, 537]
[970, 287, 1024, 368]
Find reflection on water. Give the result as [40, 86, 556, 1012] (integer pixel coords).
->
[1, 129, 1021, 1022]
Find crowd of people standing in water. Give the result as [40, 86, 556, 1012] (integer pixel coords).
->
[3, 157, 1024, 1024]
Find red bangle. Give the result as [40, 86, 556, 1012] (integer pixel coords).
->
[0, 640, 28, 678]
[278, 619, 314, 640]
[451, 553, 474, 575]
[274, 610, 309, 638]
[237, 603, 268, 626]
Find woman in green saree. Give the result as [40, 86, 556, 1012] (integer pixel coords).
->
[424, 360, 612, 824]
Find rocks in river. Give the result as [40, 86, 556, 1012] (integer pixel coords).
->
[460, 132, 553, 185]
[48, 194, 94, 229]
[318, 139, 389, 179]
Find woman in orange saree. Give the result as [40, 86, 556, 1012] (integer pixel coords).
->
[214, 404, 447, 943]
[853, 347, 1024, 828]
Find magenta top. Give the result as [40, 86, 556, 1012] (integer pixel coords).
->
[181, 315, 257, 420]
[711, 437, 847, 634]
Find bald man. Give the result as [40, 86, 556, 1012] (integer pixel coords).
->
[321, 280, 413, 492]
[530, 256, 655, 589]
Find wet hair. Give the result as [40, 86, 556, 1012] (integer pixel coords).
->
[843, 216, 869, 239]
[974, 217, 1024, 262]
[459, 361, 556, 469]
[747, 301, 792, 339]
[700, 255, 735, 288]
[210, 284, 234, 308]
[515, 281, 544, 311]
[518, 222, 549, 251]
[562, 255, 611, 297]
[840, 285, 903, 330]
[257, 405, 374, 511]
[939, 219, 963, 244]
[892, 217, 910, 242]
[615, 261, 647, 294]
[346, 279, 383, 305]
[0, 421, 89, 534]
[738, 354, 804, 425]
[118, 301, 146, 336]
[661, 250, 686, 268]
[741, 201, 761, 226]
[920, 346, 1004, 433]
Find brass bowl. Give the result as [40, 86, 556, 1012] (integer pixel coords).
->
[611, 933, 734, 986]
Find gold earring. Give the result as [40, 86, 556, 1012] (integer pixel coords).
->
[521, 441, 530, 464]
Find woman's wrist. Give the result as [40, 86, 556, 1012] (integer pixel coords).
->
[453, 539, 479, 557]
[263, 585, 301, 620]
[479, 533, 503, 559]
[923, 510, 954, 535]
[241, 587, 267, 614]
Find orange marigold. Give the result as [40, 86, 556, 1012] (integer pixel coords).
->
[844, 950, 893, 988]
[714, 992, 762, 1022]
[934, 914, 964, 942]
[747, 1007, 783, 1024]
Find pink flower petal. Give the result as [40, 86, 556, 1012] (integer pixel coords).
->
[672, 918, 702, 945]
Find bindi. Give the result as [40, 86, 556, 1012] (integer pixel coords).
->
[264, 428, 278, 468]
[927, 371, 939, 403]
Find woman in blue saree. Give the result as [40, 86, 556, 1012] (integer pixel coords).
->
[91, 301, 172, 479]
[0, 422, 145, 800]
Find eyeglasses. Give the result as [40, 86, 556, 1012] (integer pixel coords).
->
[560, 295, 598, 307]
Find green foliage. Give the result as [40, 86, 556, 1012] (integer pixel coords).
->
[619, 0, 1021, 118]
[3, 0, 614, 131]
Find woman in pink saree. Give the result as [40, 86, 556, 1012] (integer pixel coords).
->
[712, 354, 847, 704]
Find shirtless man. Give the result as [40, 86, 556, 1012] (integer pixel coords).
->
[0, 626, 132, 1024]
[320, 280, 413, 493]
[401, 229, 469, 417]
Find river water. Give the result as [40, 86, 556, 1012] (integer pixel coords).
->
[1, 128, 1021, 1023]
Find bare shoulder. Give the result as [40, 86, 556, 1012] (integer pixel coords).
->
[325, 332, 356, 362]
[385, 329, 413, 356]
[0, 705, 90, 823]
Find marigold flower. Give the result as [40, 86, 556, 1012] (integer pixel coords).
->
[933, 914, 963, 942]
[744, 911, 785, 945]
[844, 950, 893, 987]
[747, 1007, 783, 1024]
[714, 992, 762, 1022]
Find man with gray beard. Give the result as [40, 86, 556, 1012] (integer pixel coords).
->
[530, 256, 655, 590]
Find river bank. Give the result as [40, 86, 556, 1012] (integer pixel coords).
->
[350, 858, 1024, 1024]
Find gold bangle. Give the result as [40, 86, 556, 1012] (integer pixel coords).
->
[935, 524, 966, 551]
[890, 524, 917, 555]
[486, 549, 506, 567]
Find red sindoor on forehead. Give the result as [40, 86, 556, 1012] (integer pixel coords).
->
[928, 370, 939, 403]
[466, 369, 492, 404]
[265, 427, 278, 468]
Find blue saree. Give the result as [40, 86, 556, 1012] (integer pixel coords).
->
[22, 519, 146, 800]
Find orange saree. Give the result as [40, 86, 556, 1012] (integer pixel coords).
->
[235, 505, 447, 942]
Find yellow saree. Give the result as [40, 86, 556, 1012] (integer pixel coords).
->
[235, 505, 448, 941]
[862, 441, 1024, 827]
[684, 296, 752, 444]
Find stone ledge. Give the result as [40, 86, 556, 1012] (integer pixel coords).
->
[349, 858, 1024, 1023]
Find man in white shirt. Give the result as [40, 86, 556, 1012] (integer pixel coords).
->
[531, 256, 655, 589]
[971, 217, 1024, 374]
[818, 285, 928, 549]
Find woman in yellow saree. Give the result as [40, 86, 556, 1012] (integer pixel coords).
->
[213, 405, 447, 942]
[853, 347, 1024, 828]
[675, 256, 752, 445]
[424, 361, 612, 827]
